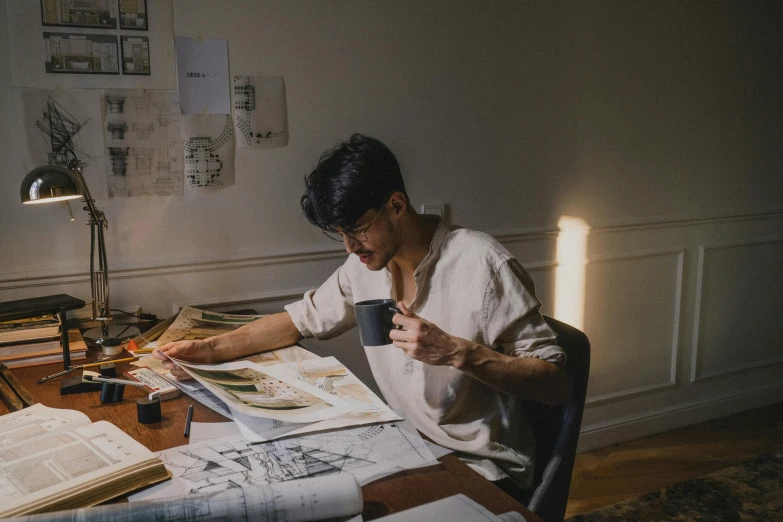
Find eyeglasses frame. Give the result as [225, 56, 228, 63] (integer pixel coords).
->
[321, 201, 388, 243]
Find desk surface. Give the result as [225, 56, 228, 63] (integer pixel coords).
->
[1, 352, 542, 522]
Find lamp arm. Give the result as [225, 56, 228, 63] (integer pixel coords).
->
[68, 161, 110, 327]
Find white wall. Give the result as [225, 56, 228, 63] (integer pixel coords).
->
[1, 1, 782, 449]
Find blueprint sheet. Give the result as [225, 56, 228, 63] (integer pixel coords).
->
[130, 419, 437, 502]
[7, 475, 362, 522]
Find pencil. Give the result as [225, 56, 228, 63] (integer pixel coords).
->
[81, 356, 141, 369]
[184, 404, 194, 437]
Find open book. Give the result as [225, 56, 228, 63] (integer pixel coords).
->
[0, 404, 170, 518]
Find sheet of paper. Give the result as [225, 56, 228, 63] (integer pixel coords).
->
[101, 89, 183, 197]
[176, 37, 230, 114]
[181, 114, 235, 188]
[7, 0, 176, 89]
[372, 494, 526, 522]
[155, 306, 263, 346]
[41, 474, 363, 522]
[171, 358, 354, 423]
[18, 88, 108, 199]
[130, 429, 402, 502]
[232, 75, 288, 148]
[188, 421, 242, 443]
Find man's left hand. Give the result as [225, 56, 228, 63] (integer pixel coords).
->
[389, 301, 473, 367]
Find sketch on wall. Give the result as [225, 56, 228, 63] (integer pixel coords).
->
[121, 35, 150, 75]
[232, 76, 288, 149]
[44, 33, 119, 75]
[119, 0, 148, 30]
[20, 89, 108, 198]
[102, 89, 183, 197]
[181, 115, 235, 188]
[40, 0, 117, 29]
[8, 0, 175, 89]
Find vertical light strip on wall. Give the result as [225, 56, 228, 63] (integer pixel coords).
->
[554, 216, 590, 330]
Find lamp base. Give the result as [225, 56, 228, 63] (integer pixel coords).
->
[83, 324, 140, 353]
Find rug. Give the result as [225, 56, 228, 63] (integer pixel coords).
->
[567, 451, 783, 522]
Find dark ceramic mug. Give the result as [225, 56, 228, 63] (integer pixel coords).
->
[355, 299, 402, 346]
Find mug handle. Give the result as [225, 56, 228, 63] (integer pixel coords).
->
[389, 305, 404, 330]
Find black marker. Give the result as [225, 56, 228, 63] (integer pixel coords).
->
[184, 404, 194, 437]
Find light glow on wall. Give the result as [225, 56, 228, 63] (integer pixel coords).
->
[554, 216, 590, 330]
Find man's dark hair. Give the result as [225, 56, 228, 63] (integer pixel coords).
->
[301, 134, 408, 231]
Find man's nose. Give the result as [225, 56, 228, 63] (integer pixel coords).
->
[343, 235, 361, 253]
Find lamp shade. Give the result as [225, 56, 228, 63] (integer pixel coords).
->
[20, 165, 83, 204]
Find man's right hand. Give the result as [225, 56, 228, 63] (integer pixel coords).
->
[152, 339, 216, 381]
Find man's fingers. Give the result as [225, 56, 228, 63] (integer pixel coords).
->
[392, 313, 418, 328]
[151, 348, 168, 360]
[169, 367, 192, 381]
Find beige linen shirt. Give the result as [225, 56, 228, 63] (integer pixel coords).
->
[285, 217, 565, 487]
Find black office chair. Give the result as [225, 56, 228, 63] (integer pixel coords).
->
[521, 315, 591, 522]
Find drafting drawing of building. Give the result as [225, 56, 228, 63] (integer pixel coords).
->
[103, 89, 183, 197]
[108, 147, 129, 176]
[182, 116, 233, 188]
[35, 95, 91, 167]
[171, 437, 378, 494]
[232, 75, 288, 148]
[234, 77, 255, 111]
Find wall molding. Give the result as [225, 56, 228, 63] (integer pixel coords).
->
[577, 382, 783, 452]
[689, 237, 783, 383]
[1, 210, 781, 291]
[584, 250, 684, 406]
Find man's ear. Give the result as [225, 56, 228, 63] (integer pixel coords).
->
[388, 192, 408, 216]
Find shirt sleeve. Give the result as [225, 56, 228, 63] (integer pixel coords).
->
[483, 258, 566, 364]
[284, 263, 357, 340]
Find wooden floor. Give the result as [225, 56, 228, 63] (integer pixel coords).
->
[565, 402, 783, 519]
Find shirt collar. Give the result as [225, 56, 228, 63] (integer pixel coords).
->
[414, 215, 449, 278]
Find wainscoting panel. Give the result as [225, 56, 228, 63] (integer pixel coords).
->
[582, 251, 683, 404]
[690, 238, 783, 382]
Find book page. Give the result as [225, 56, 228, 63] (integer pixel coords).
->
[0, 419, 159, 517]
[0, 404, 90, 447]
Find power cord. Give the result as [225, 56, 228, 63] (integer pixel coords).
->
[111, 308, 158, 321]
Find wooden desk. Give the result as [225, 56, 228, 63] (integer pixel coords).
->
[1, 353, 542, 522]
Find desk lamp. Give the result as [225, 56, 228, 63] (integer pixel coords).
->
[20, 157, 139, 348]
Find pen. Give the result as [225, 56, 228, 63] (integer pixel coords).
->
[83, 375, 146, 387]
[37, 354, 145, 384]
[184, 404, 194, 437]
[37, 366, 80, 384]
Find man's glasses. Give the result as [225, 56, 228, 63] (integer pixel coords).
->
[322, 203, 387, 243]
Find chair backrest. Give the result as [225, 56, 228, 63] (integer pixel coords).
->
[521, 315, 591, 522]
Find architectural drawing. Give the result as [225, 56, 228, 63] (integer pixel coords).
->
[174, 360, 352, 423]
[134, 432, 392, 503]
[232, 75, 288, 148]
[44, 33, 119, 74]
[121, 36, 151, 75]
[20, 89, 108, 198]
[156, 306, 264, 346]
[41, 0, 117, 29]
[119, 0, 148, 30]
[10, 0, 175, 90]
[182, 115, 236, 188]
[37, 475, 363, 522]
[102, 89, 183, 197]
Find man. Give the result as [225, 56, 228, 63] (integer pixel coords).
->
[154, 134, 567, 498]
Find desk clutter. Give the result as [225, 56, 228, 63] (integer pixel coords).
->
[0, 318, 87, 370]
[0, 306, 478, 521]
